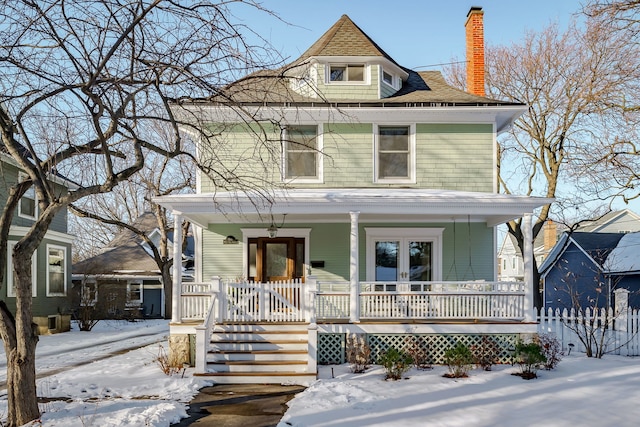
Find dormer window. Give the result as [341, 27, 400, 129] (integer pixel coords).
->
[329, 64, 365, 82]
[382, 70, 393, 85]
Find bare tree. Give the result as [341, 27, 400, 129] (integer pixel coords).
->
[0, 1, 285, 424]
[445, 12, 640, 307]
[70, 145, 195, 319]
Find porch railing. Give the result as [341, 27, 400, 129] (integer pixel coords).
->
[180, 279, 526, 322]
[314, 281, 526, 320]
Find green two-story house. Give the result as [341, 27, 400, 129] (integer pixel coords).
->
[156, 9, 551, 384]
[1, 150, 75, 334]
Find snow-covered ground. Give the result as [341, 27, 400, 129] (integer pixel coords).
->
[0, 320, 211, 426]
[279, 356, 640, 427]
[0, 319, 639, 426]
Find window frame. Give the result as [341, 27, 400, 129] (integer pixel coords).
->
[365, 228, 444, 282]
[80, 280, 98, 306]
[381, 69, 395, 88]
[282, 124, 323, 183]
[327, 64, 368, 84]
[127, 280, 143, 306]
[17, 172, 37, 220]
[46, 244, 67, 296]
[373, 124, 416, 184]
[7, 241, 37, 297]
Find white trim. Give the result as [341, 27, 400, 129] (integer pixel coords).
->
[364, 227, 444, 282]
[46, 244, 67, 296]
[282, 123, 324, 184]
[373, 123, 416, 184]
[6, 241, 37, 297]
[325, 63, 370, 85]
[9, 226, 75, 244]
[127, 280, 143, 305]
[240, 228, 312, 280]
[17, 172, 37, 221]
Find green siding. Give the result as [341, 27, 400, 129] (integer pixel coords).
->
[0, 159, 69, 233]
[314, 64, 380, 100]
[200, 222, 494, 283]
[3, 236, 72, 317]
[198, 122, 494, 192]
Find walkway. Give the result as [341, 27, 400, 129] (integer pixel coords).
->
[172, 383, 306, 427]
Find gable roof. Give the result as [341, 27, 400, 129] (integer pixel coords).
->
[539, 232, 626, 275]
[295, 14, 400, 67]
[577, 209, 640, 232]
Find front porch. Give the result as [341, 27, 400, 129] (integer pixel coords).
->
[170, 277, 537, 383]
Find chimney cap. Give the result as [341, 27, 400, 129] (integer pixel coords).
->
[467, 6, 483, 17]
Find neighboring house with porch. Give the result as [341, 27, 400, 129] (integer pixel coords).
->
[72, 212, 194, 319]
[539, 231, 640, 310]
[155, 9, 551, 384]
[1, 147, 75, 334]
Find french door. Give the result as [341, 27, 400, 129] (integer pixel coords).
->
[366, 228, 443, 284]
[374, 239, 432, 282]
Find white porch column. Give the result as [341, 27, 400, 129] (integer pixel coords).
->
[349, 211, 360, 323]
[171, 212, 183, 323]
[522, 213, 535, 322]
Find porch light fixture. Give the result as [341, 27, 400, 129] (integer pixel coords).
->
[267, 214, 287, 238]
[223, 235, 239, 244]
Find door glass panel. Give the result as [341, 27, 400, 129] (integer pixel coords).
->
[375, 241, 399, 281]
[249, 242, 257, 278]
[409, 241, 432, 281]
[265, 243, 288, 278]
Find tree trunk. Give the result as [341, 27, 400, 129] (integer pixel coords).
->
[5, 258, 40, 426]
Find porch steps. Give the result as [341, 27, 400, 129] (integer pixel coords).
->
[200, 323, 317, 385]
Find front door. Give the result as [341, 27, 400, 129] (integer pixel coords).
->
[248, 237, 305, 283]
[374, 239, 433, 282]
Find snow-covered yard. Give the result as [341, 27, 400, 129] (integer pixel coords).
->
[0, 320, 639, 426]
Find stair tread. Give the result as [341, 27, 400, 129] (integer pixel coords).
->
[208, 360, 307, 365]
[209, 349, 308, 354]
[196, 371, 316, 377]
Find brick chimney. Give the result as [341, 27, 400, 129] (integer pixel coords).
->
[465, 6, 485, 96]
[543, 220, 557, 252]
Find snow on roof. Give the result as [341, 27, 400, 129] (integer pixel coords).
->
[604, 232, 640, 274]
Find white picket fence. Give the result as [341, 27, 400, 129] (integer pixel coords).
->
[537, 307, 640, 356]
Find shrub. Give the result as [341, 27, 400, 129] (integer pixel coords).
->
[536, 333, 563, 370]
[443, 343, 474, 378]
[155, 345, 186, 376]
[470, 336, 499, 371]
[405, 335, 432, 370]
[346, 333, 371, 373]
[378, 347, 413, 380]
[513, 341, 546, 379]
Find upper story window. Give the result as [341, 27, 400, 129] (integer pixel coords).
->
[329, 64, 365, 82]
[46, 245, 66, 296]
[375, 125, 415, 183]
[18, 172, 36, 220]
[284, 125, 322, 182]
[381, 68, 400, 90]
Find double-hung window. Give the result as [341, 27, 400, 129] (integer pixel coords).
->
[18, 172, 36, 220]
[7, 241, 37, 297]
[46, 245, 66, 296]
[375, 125, 415, 183]
[284, 125, 321, 182]
[329, 64, 365, 82]
[127, 281, 142, 306]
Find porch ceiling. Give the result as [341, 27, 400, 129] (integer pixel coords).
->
[154, 188, 553, 228]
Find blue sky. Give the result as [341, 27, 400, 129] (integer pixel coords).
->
[239, 0, 584, 71]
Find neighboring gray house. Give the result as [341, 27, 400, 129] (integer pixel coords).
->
[1, 147, 75, 334]
[72, 213, 193, 319]
[540, 231, 640, 310]
[575, 209, 640, 233]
